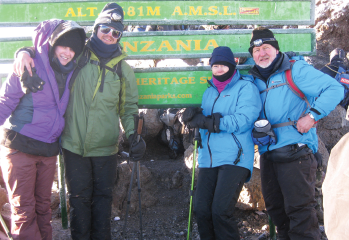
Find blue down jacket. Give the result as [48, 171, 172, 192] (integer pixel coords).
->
[250, 54, 344, 155]
[198, 70, 262, 182]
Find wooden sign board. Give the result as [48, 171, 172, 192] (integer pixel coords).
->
[0, 0, 315, 26]
[0, 29, 316, 62]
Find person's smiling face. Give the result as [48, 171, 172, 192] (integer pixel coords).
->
[54, 46, 75, 66]
[97, 25, 119, 45]
[252, 43, 279, 68]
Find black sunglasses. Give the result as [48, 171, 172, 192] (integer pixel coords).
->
[99, 25, 122, 39]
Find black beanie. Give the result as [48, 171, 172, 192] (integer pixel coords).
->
[209, 46, 236, 67]
[94, 3, 124, 33]
[248, 27, 280, 55]
[50, 21, 86, 60]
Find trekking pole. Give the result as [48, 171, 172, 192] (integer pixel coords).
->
[269, 216, 276, 240]
[187, 127, 199, 240]
[58, 139, 68, 229]
[123, 113, 144, 240]
[0, 213, 13, 240]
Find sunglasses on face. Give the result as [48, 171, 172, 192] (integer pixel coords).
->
[99, 25, 122, 39]
[250, 38, 276, 48]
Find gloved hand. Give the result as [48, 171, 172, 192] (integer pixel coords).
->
[21, 67, 45, 94]
[187, 112, 222, 133]
[128, 134, 146, 161]
[182, 107, 203, 124]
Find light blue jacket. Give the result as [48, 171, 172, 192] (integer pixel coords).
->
[250, 54, 344, 155]
[198, 70, 262, 182]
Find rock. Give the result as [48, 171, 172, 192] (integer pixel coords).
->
[183, 144, 198, 178]
[120, 109, 163, 144]
[50, 191, 60, 212]
[171, 171, 184, 189]
[237, 168, 265, 211]
[317, 137, 329, 168]
[140, 109, 164, 141]
[313, 0, 349, 69]
[112, 161, 158, 216]
[317, 105, 348, 130]
[258, 232, 268, 240]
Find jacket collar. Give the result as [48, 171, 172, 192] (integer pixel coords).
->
[208, 69, 241, 90]
[249, 53, 291, 82]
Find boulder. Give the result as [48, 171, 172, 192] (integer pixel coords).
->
[317, 105, 349, 151]
[112, 161, 158, 216]
[237, 168, 265, 211]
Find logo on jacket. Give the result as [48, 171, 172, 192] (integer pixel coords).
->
[271, 80, 281, 84]
[340, 77, 349, 85]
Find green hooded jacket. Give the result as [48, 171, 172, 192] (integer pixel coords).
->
[61, 45, 139, 157]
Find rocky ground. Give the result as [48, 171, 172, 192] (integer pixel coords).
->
[1, 1, 348, 239]
[50, 138, 272, 240]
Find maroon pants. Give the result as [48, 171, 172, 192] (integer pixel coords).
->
[0, 146, 56, 240]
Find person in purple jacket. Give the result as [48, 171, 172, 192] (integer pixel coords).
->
[0, 19, 85, 240]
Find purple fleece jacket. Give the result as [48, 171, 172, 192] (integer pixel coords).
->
[0, 19, 73, 143]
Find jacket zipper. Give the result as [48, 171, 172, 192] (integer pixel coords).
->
[208, 92, 220, 168]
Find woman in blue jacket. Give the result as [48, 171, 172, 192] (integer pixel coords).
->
[183, 46, 262, 240]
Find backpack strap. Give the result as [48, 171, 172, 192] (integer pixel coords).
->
[261, 60, 312, 129]
[69, 47, 90, 90]
[285, 60, 311, 109]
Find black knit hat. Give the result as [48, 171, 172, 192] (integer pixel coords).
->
[94, 3, 124, 33]
[209, 46, 236, 67]
[248, 27, 280, 55]
[50, 21, 86, 60]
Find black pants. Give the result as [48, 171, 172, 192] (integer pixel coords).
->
[260, 152, 320, 240]
[63, 149, 117, 240]
[193, 165, 249, 240]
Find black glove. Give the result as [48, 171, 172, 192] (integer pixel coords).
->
[182, 107, 202, 124]
[284, 51, 297, 59]
[128, 134, 146, 161]
[21, 67, 45, 94]
[187, 112, 222, 133]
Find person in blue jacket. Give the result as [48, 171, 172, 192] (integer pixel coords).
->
[249, 27, 344, 240]
[182, 46, 262, 240]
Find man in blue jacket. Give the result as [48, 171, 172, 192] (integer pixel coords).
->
[249, 27, 344, 240]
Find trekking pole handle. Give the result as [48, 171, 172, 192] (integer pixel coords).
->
[136, 112, 144, 143]
[193, 127, 200, 141]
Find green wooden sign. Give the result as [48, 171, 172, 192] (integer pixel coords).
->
[136, 69, 210, 108]
[0, 66, 252, 108]
[0, 0, 315, 26]
[0, 29, 316, 62]
[134, 66, 251, 108]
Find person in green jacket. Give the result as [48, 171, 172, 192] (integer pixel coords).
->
[14, 3, 146, 239]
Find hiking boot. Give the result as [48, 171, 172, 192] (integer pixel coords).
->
[330, 48, 346, 64]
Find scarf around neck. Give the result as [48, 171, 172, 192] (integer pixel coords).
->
[212, 70, 236, 93]
[90, 33, 119, 59]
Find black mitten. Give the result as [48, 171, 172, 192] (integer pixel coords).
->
[21, 67, 45, 93]
[182, 107, 203, 124]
